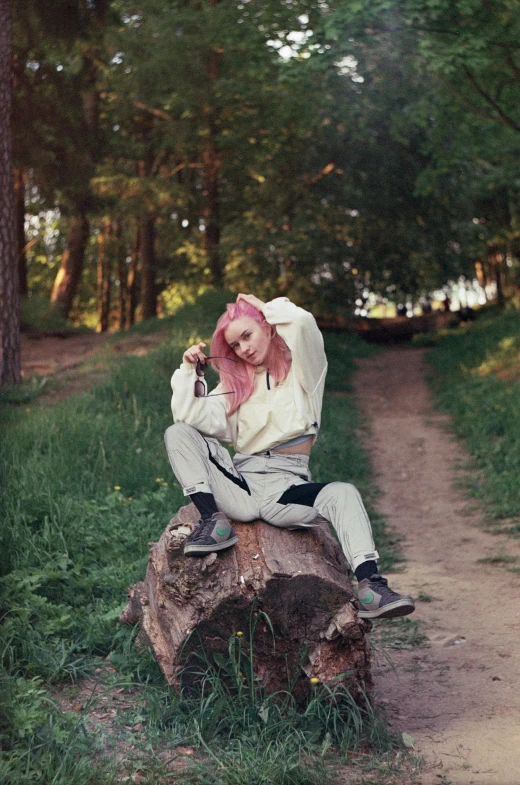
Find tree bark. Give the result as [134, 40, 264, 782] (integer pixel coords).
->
[115, 218, 126, 330]
[121, 505, 372, 702]
[97, 217, 111, 333]
[203, 129, 222, 286]
[139, 213, 157, 320]
[125, 221, 139, 328]
[203, 20, 223, 287]
[14, 167, 27, 296]
[489, 247, 505, 309]
[0, 0, 20, 384]
[50, 213, 90, 318]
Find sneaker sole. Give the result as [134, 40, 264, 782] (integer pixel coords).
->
[357, 598, 415, 620]
[184, 535, 239, 556]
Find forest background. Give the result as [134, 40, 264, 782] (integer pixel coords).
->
[2, 3, 520, 783]
[2, 0, 520, 385]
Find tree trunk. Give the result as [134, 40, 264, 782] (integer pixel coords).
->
[0, 0, 20, 384]
[203, 25, 223, 287]
[115, 218, 126, 330]
[50, 213, 90, 318]
[489, 247, 505, 309]
[203, 131, 222, 286]
[121, 505, 372, 702]
[97, 217, 111, 333]
[125, 221, 139, 328]
[139, 213, 156, 320]
[14, 167, 27, 296]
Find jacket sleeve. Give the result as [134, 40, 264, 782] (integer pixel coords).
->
[170, 363, 234, 442]
[262, 297, 327, 396]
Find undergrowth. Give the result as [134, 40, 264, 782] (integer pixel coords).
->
[426, 307, 520, 529]
[20, 294, 90, 334]
[1, 290, 404, 784]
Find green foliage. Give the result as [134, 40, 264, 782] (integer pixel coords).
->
[0, 375, 49, 406]
[177, 736, 329, 785]
[20, 295, 88, 333]
[341, 1, 520, 279]
[18, 0, 500, 327]
[426, 308, 520, 523]
[0, 671, 114, 785]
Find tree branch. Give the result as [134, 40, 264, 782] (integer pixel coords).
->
[505, 53, 520, 86]
[307, 162, 335, 186]
[463, 66, 520, 133]
[133, 100, 174, 122]
[448, 84, 513, 128]
[364, 23, 520, 51]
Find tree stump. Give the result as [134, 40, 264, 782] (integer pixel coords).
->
[121, 504, 372, 702]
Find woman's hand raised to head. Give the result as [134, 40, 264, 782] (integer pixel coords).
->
[183, 342, 207, 365]
[236, 293, 265, 312]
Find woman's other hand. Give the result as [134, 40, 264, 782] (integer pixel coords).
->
[236, 293, 265, 311]
[183, 342, 207, 365]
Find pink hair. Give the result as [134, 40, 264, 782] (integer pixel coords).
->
[210, 300, 291, 415]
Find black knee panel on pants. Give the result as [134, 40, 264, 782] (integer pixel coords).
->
[276, 482, 329, 507]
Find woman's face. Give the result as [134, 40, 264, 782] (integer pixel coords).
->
[224, 317, 271, 366]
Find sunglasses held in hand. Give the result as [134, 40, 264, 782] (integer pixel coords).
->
[194, 356, 237, 398]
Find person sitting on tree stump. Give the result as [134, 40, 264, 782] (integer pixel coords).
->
[164, 293, 415, 620]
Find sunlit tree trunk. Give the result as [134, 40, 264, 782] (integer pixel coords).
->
[115, 217, 126, 330]
[0, 0, 20, 384]
[489, 247, 505, 309]
[14, 167, 27, 296]
[50, 213, 90, 318]
[203, 126, 222, 286]
[97, 217, 111, 332]
[139, 212, 156, 320]
[511, 239, 520, 290]
[125, 221, 139, 328]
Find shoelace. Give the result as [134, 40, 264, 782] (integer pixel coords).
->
[369, 575, 401, 601]
[190, 517, 217, 542]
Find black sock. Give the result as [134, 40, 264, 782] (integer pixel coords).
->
[355, 560, 378, 582]
[190, 491, 219, 520]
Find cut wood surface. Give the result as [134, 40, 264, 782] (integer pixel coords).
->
[121, 504, 372, 700]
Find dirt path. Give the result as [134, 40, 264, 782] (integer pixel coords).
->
[355, 347, 520, 785]
[21, 329, 171, 403]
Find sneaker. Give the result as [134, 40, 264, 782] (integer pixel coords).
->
[184, 512, 238, 556]
[357, 574, 415, 620]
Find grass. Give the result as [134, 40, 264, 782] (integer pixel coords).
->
[20, 294, 91, 334]
[0, 374, 51, 407]
[0, 290, 408, 784]
[425, 306, 520, 529]
[374, 619, 427, 651]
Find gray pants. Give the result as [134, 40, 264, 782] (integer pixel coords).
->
[164, 422, 379, 571]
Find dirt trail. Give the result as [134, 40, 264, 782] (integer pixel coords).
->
[355, 347, 520, 785]
[20, 329, 170, 403]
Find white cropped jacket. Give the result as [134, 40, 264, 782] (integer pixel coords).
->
[170, 298, 328, 455]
